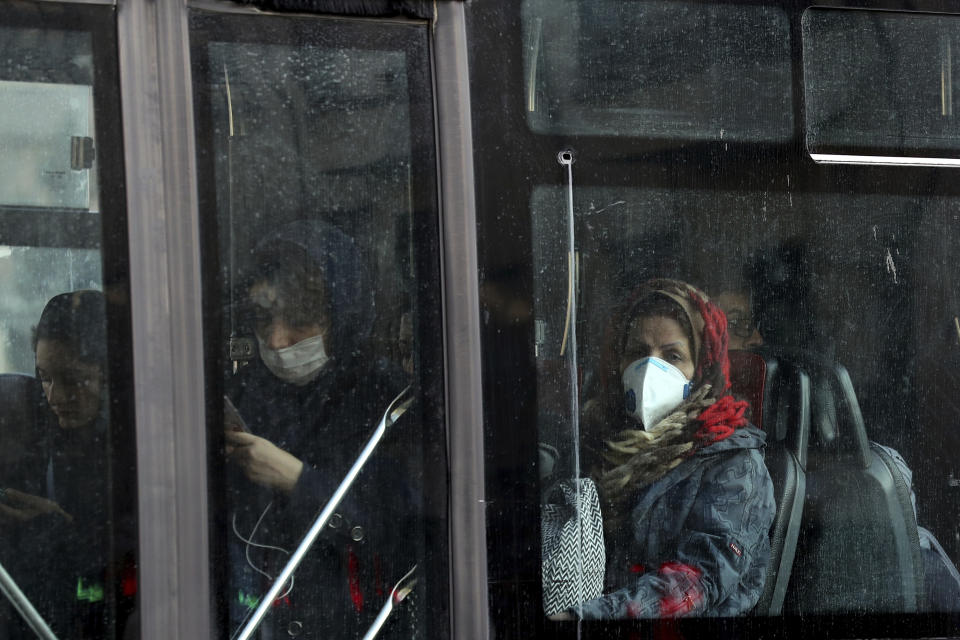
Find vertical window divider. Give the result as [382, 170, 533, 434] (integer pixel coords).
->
[117, 0, 212, 638]
[434, 3, 490, 638]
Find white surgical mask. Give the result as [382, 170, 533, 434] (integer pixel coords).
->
[622, 357, 693, 429]
[257, 334, 329, 386]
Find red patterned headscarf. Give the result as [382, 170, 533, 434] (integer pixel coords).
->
[598, 278, 747, 447]
[652, 279, 733, 392]
[590, 279, 750, 525]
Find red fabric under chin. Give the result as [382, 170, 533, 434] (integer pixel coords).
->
[695, 395, 749, 446]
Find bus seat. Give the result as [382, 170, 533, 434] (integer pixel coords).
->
[0, 373, 43, 441]
[730, 350, 809, 616]
[728, 350, 767, 429]
[771, 351, 925, 614]
[0, 373, 46, 493]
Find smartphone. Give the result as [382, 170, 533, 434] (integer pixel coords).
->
[223, 395, 250, 433]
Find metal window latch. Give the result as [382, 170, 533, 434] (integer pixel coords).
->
[70, 136, 95, 170]
[229, 336, 256, 362]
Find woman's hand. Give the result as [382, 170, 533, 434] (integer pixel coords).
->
[0, 488, 73, 524]
[225, 431, 304, 493]
[548, 611, 575, 621]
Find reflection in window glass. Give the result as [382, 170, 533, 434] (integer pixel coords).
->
[522, 0, 793, 140]
[472, 0, 960, 633]
[531, 183, 960, 616]
[0, 8, 137, 639]
[0, 246, 101, 373]
[804, 8, 960, 156]
[0, 25, 99, 210]
[191, 12, 447, 640]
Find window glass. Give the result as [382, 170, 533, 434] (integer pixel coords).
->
[0, 4, 137, 639]
[804, 8, 960, 157]
[0, 246, 102, 374]
[532, 182, 960, 620]
[532, 184, 960, 452]
[0, 25, 99, 210]
[190, 12, 448, 640]
[471, 1, 960, 635]
[522, 0, 793, 141]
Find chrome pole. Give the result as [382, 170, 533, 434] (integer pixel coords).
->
[0, 560, 58, 640]
[233, 387, 413, 640]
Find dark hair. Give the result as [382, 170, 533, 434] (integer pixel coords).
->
[617, 293, 695, 367]
[32, 290, 108, 366]
[240, 219, 375, 367]
[248, 242, 329, 330]
[582, 291, 693, 468]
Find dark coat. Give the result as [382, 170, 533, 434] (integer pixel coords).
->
[225, 220, 420, 639]
[579, 426, 775, 619]
[227, 358, 419, 639]
[3, 412, 137, 639]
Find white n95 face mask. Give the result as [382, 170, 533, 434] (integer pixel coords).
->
[622, 357, 693, 429]
[257, 334, 329, 386]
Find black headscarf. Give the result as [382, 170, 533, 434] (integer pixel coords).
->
[251, 219, 374, 364]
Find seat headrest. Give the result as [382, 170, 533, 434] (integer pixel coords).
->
[0, 373, 41, 433]
[729, 350, 767, 430]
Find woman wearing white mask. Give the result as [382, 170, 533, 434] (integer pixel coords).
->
[574, 278, 775, 619]
[223, 220, 417, 639]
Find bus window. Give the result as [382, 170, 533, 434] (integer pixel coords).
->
[0, 246, 101, 374]
[522, 0, 793, 141]
[804, 8, 960, 160]
[0, 3, 137, 639]
[190, 10, 448, 639]
[0, 15, 103, 376]
[470, 0, 960, 636]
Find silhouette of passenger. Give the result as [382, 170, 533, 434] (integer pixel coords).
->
[713, 284, 960, 612]
[224, 219, 418, 639]
[712, 289, 763, 351]
[1, 290, 136, 638]
[570, 279, 774, 619]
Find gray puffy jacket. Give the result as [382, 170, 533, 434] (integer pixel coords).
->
[579, 426, 775, 619]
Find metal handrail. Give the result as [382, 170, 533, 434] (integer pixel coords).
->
[233, 386, 414, 640]
[0, 560, 58, 640]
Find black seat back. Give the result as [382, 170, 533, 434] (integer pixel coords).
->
[0, 374, 48, 640]
[0, 372, 40, 428]
[732, 350, 810, 616]
[0, 373, 46, 494]
[774, 351, 924, 614]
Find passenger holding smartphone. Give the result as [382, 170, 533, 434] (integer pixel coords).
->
[0, 290, 137, 638]
[223, 219, 418, 639]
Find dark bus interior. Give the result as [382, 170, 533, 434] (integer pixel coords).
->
[2, 0, 960, 638]
[468, 0, 960, 636]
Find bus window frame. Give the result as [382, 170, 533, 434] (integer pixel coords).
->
[117, 0, 210, 637]
[467, 0, 960, 638]
[433, 3, 489, 639]
[0, 1, 137, 633]
[188, 8, 453, 637]
[0, 1, 124, 249]
[115, 0, 485, 639]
